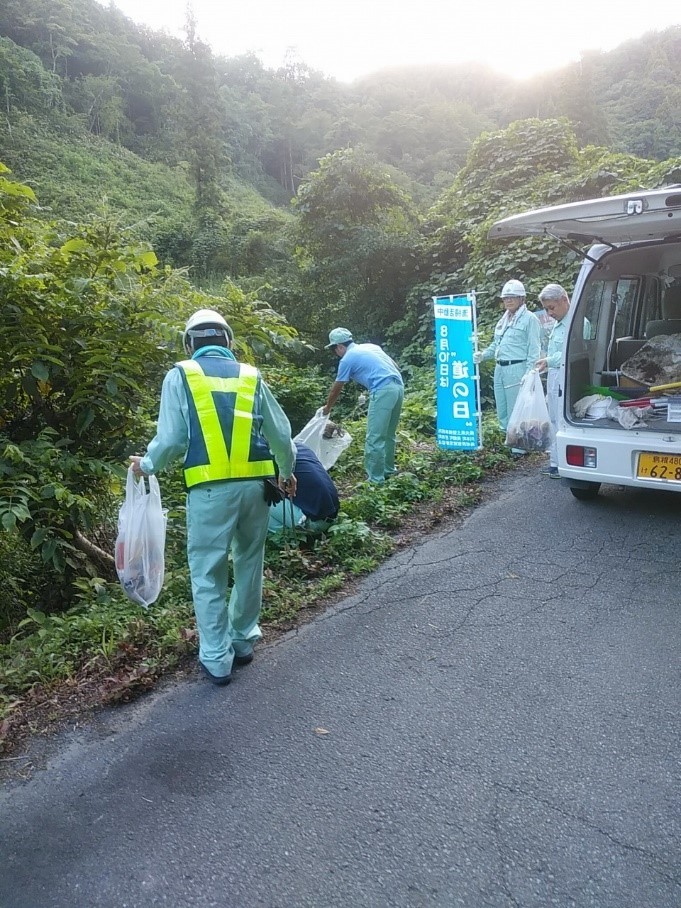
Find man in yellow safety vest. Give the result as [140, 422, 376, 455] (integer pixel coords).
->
[131, 309, 297, 685]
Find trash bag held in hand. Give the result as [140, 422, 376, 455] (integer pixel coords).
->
[294, 407, 329, 458]
[505, 370, 552, 452]
[115, 467, 167, 608]
[294, 407, 352, 470]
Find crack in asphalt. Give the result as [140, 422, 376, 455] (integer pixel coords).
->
[492, 784, 523, 908]
[493, 779, 681, 889]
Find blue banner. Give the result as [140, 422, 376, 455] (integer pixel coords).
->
[433, 293, 481, 451]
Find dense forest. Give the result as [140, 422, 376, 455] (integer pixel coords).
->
[1, 2, 680, 341]
[0, 1, 680, 736]
[2, 1, 679, 193]
[1, 2, 680, 342]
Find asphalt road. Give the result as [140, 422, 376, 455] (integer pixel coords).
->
[1, 469, 679, 908]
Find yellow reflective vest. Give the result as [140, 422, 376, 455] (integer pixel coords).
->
[176, 358, 275, 488]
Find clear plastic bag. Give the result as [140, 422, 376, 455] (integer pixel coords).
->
[294, 407, 352, 470]
[294, 407, 328, 454]
[505, 370, 552, 452]
[114, 467, 167, 608]
[318, 425, 352, 470]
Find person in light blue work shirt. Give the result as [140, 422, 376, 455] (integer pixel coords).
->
[535, 283, 571, 477]
[322, 327, 404, 483]
[473, 279, 541, 453]
[130, 309, 297, 686]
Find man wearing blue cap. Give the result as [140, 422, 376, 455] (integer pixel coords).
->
[323, 327, 404, 483]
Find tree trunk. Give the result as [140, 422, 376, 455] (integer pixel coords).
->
[74, 530, 116, 572]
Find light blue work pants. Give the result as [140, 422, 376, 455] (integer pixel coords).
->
[493, 361, 527, 451]
[267, 502, 332, 535]
[186, 479, 269, 679]
[268, 500, 305, 532]
[365, 381, 404, 483]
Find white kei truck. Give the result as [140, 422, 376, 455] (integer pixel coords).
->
[489, 186, 681, 500]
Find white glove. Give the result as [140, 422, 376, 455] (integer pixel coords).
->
[357, 393, 367, 407]
[472, 351, 483, 365]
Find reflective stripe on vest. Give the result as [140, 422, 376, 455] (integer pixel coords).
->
[177, 359, 275, 487]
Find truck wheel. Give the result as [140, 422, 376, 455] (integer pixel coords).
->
[569, 483, 601, 501]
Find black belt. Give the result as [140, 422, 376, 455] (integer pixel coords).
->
[496, 359, 524, 366]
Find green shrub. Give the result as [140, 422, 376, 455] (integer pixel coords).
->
[261, 365, 330, 435]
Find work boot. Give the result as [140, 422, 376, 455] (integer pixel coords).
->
[233, 652, 254, 667]
[199, 662, 232, 686]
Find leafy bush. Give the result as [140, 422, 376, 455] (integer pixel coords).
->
[400, 366, 436, 435]
[0, 531, 53, 637]
[261, 365, 329, 434]
[0, 165, 303, 618]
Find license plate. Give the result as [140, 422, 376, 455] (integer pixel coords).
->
[636, 452, 681, 482]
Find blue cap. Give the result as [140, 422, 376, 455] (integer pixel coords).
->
[325, 327, 353, 349]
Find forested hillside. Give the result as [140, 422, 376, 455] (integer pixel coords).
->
[2, 0, 679, 342]
[1, 0, 679, 206]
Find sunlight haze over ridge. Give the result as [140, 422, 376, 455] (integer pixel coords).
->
[102, 0, 681, 82]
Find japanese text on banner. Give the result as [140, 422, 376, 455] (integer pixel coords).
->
[433, 293, 481, 451]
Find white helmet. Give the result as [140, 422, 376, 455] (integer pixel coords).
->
[501, 279, 526, 298]
[183, 309, 233, 353]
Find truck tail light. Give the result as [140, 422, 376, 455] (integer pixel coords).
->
[566, 445, 597, 468]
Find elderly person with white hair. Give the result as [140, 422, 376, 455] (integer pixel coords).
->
[474, 279, 541, 452]
[535, 283, 571, 477]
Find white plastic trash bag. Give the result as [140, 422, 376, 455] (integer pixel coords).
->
[505, 370, 552, 452]
[318, 426, 352, 470]
[115, 467, 167, 608]
[294, 407, 328, 454]
[294, 407, 352, 470]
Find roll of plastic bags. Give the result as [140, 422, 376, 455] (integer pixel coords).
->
[114, 467, 167, 608]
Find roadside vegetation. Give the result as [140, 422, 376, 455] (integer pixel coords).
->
[0, 160, 511, 751]
[1, 3, 680, 753]
[0, 382, 514, 748]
